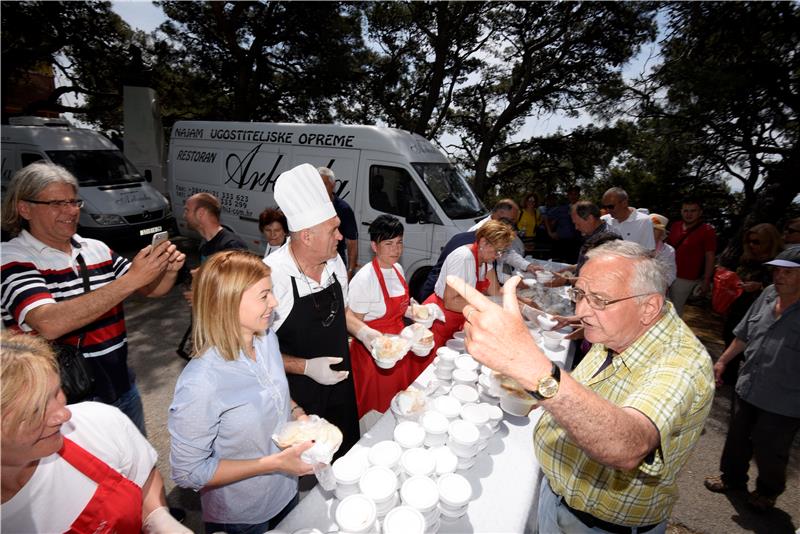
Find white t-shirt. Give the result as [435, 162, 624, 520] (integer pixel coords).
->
[1, 402, 157, 534]
[601, 209, 656, 250]
[264, 244, 349, 331]
[348, 262, 407, 321]
[655, 242, 677, 286]
[434, 244, 492, 298]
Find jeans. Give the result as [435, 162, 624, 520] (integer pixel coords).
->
[204, 493, 299, 534]
[720, 395, 800, 497]
[538, 478, 667, 534]
[109, 383, 147, 437]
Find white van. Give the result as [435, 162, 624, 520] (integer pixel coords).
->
[1, 117, 173, 242]
[167, 121, 487, 296]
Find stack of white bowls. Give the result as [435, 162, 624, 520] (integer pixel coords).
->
[394, 421, 426, 450]
[445, 338, 465, 352]
[447, 419, 480, 470]
[400, 475, 441, 533]
[382, 505, 426, 534]
[452, 355, 479, 386]
[477, 402, 503, 433]
[429, 445, 458, 477]
[433, 347, 457, 380]
[437, 473, 472, 521]
[432, 395, 461, 421]
[332, 455, 369, 500]
[421, 410, 449, 447]
[400, 447, 436, 482]
[368, 440, 403, 475]
[450, 384, 479, 406]
[335, 494, 379, 534]
[359, 466, 399, 518]
[477, 372, 500, 405]
[459, 403, 491, 451]
[452, 330, 466, 341]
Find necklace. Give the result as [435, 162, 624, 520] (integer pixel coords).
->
[289, 247, 340, 327]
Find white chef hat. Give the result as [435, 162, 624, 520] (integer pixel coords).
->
[274, 163, 336, 232]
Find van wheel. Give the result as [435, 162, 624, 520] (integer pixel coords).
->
[409, 267, 431, 302]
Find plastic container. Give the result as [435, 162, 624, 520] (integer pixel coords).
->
[335, 494, 378, 534]
[432, 395, 462, 420]
[454, 355, 480, 373]
[478, 403, 503, 429]
[383, 506, 426, 534]
[400, 475, 440, 514]
[437, 472, 472, 509]
[333, 457, 368, 500]
[452, 368, 478, 386]
[447, 419, 480, 458]
[450, 384, 479, 405]
[394, 421, 426, 449]
[421, 411, 449, 448]
[430, 445, 458, 477]
[537, 314, 558, 331]
[456, 455, 477, 470]
[412, 341, 434, 357]
[400, 447, 436, 479]
[542, 330, 563, 350]
[452, 331, 466, 341]
[359, 466, 398, 505]
[459, 403, 489, 428]
[436, 347, 459, 367]
[369, 440, 403, 472]
[445, 338, 465, 352]
[499, 389, 537, 417]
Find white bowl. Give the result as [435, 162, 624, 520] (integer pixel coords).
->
[332, 456, 368, 486]
[375, 492, 400, 517]
[499, 389, 537, 417]
[456, 455, 477, 470]
[439, 503, 469, 519]
[414, 315, 435, 329]
[421, 410, 449, 435]
[401, 447, 436, 478]
[436, 346, 458, 361]
[535, 271, 555, 284]
[401, 475, 440, 514]
[537, 314, 558, 331]
[412, 341, 434, 357]
[334, 483, 360, 501]
[368, 440, 403, 471]
[452, 331, 466, 341]
[445, 338, 465, 352]
[430, 446, 458, 476]
[335, 494, 378, 533]
[542, 330, 563, 350]
[359, 466, 398, 504]
[383, 506, 426, 534]
[394, 421, 426, 449]
[454, 355, 480, 372]
[452, 368, 478, 386]
[432, 395, 462, 419]
[459, 402, 489, 428]
[434, 365, 454, 381]
[447, 419, 479, 448]
[478, 403, 503, 428]
[437, 472, 472, 508]
[450, 384, 479, 405]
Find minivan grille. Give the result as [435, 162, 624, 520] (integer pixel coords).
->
[124, 209, 164, 224]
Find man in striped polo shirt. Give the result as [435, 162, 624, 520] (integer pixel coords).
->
[1, 162, 185, 435]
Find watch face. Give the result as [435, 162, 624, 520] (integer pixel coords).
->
[539, 376, 559, 398]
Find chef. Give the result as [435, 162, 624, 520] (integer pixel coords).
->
[265, 164, 380, 456]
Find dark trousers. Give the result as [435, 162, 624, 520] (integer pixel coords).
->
[204, 493, 299, 534]
[720, 395, 800, 497]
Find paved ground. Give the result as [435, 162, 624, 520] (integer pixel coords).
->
[122, 242, 798, 533]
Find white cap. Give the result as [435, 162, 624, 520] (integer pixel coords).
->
[274, 163, 336, 231]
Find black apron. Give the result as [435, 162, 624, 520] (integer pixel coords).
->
[277, 273, 360, 458]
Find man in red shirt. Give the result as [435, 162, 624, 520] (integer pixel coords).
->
[666, 200, 717, 316]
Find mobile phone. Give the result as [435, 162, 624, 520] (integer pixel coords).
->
[151, 231, 169, 249]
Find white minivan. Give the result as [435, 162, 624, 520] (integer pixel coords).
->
[167, 121, 487, 296]
[1, 116, 173, 242]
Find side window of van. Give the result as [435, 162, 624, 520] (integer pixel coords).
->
[369, 165, 429, 219]
[21, 153, 44, 167]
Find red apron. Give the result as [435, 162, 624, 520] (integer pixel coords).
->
[421, 243, 491, 364]
[60, 437, 143, 534]
[350, 258, 414, 418]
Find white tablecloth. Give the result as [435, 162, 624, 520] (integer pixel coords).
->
[276, 340, 574, 534]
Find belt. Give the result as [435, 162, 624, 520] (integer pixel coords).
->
[559, 497, 658, 534]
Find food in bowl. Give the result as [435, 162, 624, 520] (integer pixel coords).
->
[409, 323, 434, 345]
[372, 335, 409, 360]
[411, 303, 430, 320]
[395, 387, 426, 416]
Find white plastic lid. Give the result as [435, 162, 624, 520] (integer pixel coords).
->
[479, 403, 503, 423]
[335, 494, 377, 532]
[460, 402, 489, 426]
[400, 447, 436, 477]
[393, 421, 425, 448]
[368, 440, 403, 468]
[436, 346, 458, 359]
[451, 384, 479, 405]
[445, 338, 465, 352]
[452, 368, 478, 383]
[454, 355, 479, 372]
[433, 395, 462, 418]
[400, 475, 440, 511]
[430, 446, 458, 475]
[358, 466, 398, 502]
[448, 419, 480, 445]
[437, 473, 473, 507]
[332, 457, 367, 485]
[421, 410, 449, 434]
[382, 506, 426, 534]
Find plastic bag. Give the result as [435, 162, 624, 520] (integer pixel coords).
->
[711, 267, 743, 315]
[273, 415, 343, 465]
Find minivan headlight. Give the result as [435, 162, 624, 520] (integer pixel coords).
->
[90, 214, 126, 226]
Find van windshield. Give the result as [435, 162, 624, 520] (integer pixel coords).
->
[412, 163, 486, 219]
[45, 150, 143, 186]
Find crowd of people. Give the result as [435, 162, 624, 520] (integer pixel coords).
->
[1, 160, 797, 532]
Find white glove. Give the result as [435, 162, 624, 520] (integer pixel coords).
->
[425, 303, 445, 322]
[143, 506, 192, 534]
[403, 298, 421, 319]
[355, 325, 381, 348]
[304, 357, 349, 385]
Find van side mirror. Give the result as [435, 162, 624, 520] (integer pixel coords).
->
[144, 170, 153, 182]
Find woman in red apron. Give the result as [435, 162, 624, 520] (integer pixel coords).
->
[1, 331, 187, 534]
[419, 220, 516, 373]
[348, 215, 416, 417]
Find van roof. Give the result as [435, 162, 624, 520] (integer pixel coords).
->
[170, 121, 450, 164]
[1, 125, 116, 151]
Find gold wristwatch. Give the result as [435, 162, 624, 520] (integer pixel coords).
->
[527, 362, 561, 400]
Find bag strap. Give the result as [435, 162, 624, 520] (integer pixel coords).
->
[73, 253, 92, 348]
[673, 222, 703, 250]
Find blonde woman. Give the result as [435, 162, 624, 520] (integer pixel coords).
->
[168, 250, 314, 534]
[1, 332, 188, 533]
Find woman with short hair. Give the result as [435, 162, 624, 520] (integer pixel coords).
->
[259, 207, 289, 257]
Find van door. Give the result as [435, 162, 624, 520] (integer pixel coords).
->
[359, 162, 437, 282]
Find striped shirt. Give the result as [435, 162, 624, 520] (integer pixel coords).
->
[534, 303, 714, 526]
[1, 230, 133, 402]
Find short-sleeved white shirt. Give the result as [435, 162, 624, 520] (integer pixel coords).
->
[1, 402, 157, 534]
[434, 244, 491, 298]
[264, 245, 349, 332]
[348, 262, 407, 321]
[601, 209, 656, 250]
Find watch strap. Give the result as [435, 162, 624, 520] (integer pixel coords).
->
[528, 362, 561, 400]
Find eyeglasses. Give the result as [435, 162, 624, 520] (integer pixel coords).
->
[24, 198, 84, 208]
[312, 285, 340, 327]
[567, 286, 654, 310]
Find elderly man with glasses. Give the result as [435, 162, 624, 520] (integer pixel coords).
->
[0, 162, 185, 435]
[450, 240, 714, 534]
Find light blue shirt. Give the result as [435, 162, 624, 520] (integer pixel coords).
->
[168, 330, 296, 524]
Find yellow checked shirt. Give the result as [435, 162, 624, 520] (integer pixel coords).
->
[533, 303, 714, 526]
